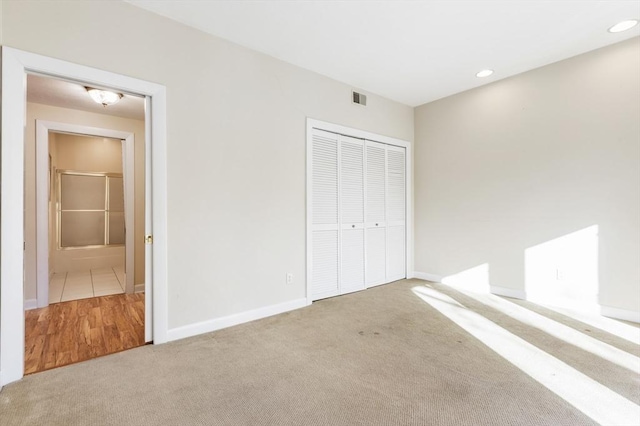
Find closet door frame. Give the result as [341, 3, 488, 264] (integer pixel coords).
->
[306, 118, 413, 305]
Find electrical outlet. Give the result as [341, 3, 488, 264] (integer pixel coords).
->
[556, 268, 566, 281]
[286, 273, 294, 285]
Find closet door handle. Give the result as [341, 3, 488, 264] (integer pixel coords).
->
[375, 223, 379, 226]
[352, 224, 355, 228]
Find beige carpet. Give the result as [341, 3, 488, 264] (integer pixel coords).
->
[1, 279, 638, 425]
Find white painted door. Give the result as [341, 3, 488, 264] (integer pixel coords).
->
[311, 129, 340, 300]
[144, 97, 153, 342]
[386, 145, 406, 282]
[339, 136, 365, 294]
[309, 127, 406, 301]
[365, 141, 387, 287]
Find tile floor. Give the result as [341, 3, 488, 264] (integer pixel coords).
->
[49, 266, 125, 304]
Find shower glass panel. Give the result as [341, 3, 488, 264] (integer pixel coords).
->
[58, 171, 125, 248]
[61, 211, 106, 247]
[108, 212, 126, 245]
[108, 177, 124, 211]
[61, 174, 105, 210]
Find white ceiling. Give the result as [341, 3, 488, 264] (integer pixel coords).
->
[126, 0, 640, 106]
[27, 74, 145, 121]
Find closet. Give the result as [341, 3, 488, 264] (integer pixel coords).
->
[310, 127, 406, 301]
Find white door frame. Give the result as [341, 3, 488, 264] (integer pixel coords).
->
[305, 118, 414, 305]
[35, 121, 136, 308]
[1, 47, 169, 386]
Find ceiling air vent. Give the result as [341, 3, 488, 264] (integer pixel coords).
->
[352, 91, 367, 106]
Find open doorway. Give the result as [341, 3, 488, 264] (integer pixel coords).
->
[24, 74, 147, 374]
[50, 133, 126, 302]
[1, 47, 168, 386]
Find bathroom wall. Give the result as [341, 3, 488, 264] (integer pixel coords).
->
[51, 133, 125, 274]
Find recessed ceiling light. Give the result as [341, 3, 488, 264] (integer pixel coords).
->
[476, 69, 494, 78]
[608, 20, 638, 33]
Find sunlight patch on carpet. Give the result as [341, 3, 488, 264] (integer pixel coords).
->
[543, 305, 640, 345]
[446, 286, 640, 374]
[412, 285, 640, 426]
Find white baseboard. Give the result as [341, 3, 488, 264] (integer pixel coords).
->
[24, 299, 38, 311]
[167, 297, 308, 342]
[413, 271, 443, 283]
[134, 283, 145, 293]
[490, 286, 526, 300]
[600, 305, 640, 324]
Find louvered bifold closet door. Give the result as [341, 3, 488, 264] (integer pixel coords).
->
[340, 135, 366, 294]
[311, 129, 340, 300]
[386, 145, 406, 281]
[365, 141, 387, 287]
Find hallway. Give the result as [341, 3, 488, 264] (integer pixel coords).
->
[24, 293, 145, 374]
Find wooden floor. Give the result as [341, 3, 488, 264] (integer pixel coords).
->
[25, 293, 145, 375]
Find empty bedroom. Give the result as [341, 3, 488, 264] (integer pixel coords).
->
[0, 1, 638, 425]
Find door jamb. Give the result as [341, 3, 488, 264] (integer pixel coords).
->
[1, 46, 168, 386]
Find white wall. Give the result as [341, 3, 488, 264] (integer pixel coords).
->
[24, 102, 146, 300]
[2, 1, 413, 329]
[414, 37, 640, 314]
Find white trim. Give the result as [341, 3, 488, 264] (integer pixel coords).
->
[306, 118, 413, 304]
[1, 46, 27, 387]
[123, 133, 135, 294]
[36, 121, 136, 307]
[1, 47, 168, 386]
[166, 298, 309, 342]
[143, 96, 153, 343]
[600, 306, 640, 324]
[413, 271, 443, 282]
[148, 89, 169, 345]
[405, 139, 414, 283]
[490, 286, 527, 300]
[24, 299, 38, 311]
[307, 119, 410, 149]
[305, 121, 313, 306]
[35, 121, 49, 308]
[134, 283, 145, 293]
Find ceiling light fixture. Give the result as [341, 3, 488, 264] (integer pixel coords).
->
[608, 20, 638, 33]
[86, 87, 123, 106]
[476, 69, 494, 78]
